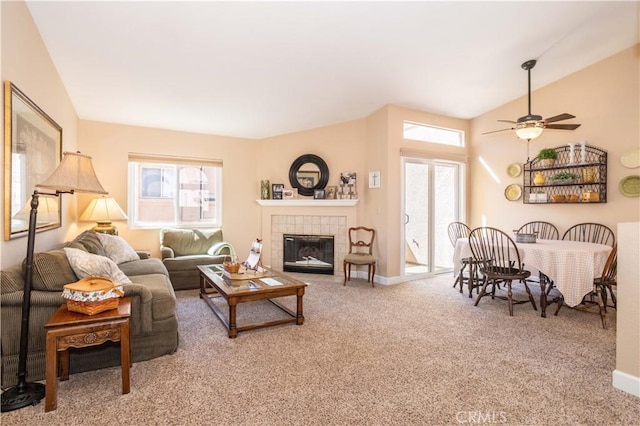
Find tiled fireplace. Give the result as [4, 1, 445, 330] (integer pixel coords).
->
[256, 200, 358, 274]
[274, 216, 344, 273]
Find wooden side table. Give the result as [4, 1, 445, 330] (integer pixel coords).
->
[44, 297, 131, 412]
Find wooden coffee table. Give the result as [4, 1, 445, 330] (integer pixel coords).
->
[198, 265, 306, 338]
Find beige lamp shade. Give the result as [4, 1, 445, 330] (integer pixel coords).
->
[37, 151, 107, 194]
[12, 196, 59, 224]
[80, 196, 128, 235]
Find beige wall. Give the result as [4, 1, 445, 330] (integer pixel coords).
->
[76, 120, 258, 258]
[469, 46, 640, 234]
[615, 222, 640, 396]
[0, 1, 80, 268]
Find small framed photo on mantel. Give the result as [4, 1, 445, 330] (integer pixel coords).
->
[272, 184, 284, 200]
[313, 189, 326, 200]
[283, 188, 297, 199]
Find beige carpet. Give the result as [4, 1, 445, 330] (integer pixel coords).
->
[1, 273, 638, 425]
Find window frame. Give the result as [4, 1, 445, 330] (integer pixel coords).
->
[403, 120, 465, 147]
[128, 155, 222, 229]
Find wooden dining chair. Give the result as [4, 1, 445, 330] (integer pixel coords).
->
[562, 223, 615, 247]
[517, 221, 559, 240]
[343, 226, 376, 287]
[555, 244, 617, 329]
[447, 222, 482, 297]
[468, 227, 537, 316]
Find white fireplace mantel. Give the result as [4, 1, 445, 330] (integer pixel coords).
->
[256, 199, 358, 207]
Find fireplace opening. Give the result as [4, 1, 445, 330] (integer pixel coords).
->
[283, 234, 334, 274]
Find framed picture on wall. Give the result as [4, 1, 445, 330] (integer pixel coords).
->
[4, 81, 62, 240]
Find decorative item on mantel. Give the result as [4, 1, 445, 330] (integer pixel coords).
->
[260, 180, 270, 200]
[271, 183, 284, 200]
[338, 172, 357, 199]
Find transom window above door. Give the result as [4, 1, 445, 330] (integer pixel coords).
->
[403, 121, 464, 147]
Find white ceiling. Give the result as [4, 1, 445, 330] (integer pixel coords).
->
[26, 1, 639, 140]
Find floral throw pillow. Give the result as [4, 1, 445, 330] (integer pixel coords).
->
[63, 247, 132, 284]
[96, 233, 139, 264]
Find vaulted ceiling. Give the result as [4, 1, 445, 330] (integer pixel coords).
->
[26, 1, 639, 139]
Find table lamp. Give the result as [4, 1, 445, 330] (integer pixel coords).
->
[80, 196, 128, 235]
[1, 151, 107, 412]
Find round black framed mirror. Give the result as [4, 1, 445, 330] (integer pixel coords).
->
[288, 154, 329, 197]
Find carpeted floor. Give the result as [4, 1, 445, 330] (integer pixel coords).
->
[1, 273, 638, 425]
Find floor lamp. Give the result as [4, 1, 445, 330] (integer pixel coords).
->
[1, 152, 107, 412]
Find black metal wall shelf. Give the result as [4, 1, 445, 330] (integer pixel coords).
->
[523, 144, 607, 204]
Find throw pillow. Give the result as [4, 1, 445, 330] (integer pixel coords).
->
[96, 233, 139, 264]
[72, 230, 107, 257]
[63, 247, 132, 284]
[27, 249, 79, 291]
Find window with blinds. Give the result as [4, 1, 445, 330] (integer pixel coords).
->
[127, 154, 222, 228]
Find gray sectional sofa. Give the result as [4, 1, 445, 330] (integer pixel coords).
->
[0, 230, 178, 387]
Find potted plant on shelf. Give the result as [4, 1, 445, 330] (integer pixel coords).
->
[537, 148, 558, 168]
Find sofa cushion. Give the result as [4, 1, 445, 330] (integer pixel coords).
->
[160, 228, 223, 257]
[118, 258, 169, 277]
[0, 267, 24, 294]
[28, 249, 79, 291]
[64, 248, 132, 284]
[127, 273, 176, 321]
[162, 254, 227, 272]
[72, 230, 107, 257]
[97, 233, 139, 264]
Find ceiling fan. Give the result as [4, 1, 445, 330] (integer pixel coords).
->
[483, 59, 581, 140]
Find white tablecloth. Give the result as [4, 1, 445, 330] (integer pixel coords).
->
[453, 238, 612, 307]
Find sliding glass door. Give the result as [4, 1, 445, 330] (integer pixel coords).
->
[402, 157, 463, 278]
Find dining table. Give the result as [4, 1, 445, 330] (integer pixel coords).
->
[453, 237, 612, 317]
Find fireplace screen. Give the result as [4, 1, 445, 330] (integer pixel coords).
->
[283, 234, 334, 274]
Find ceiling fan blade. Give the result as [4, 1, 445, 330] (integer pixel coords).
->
[545, 123, 581, 130]
[544, 113, 575, 123]
[481, 128, 514, 135]
[497, 119, 517, 124]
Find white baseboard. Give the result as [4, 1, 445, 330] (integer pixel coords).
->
[613, 370, 640, 397]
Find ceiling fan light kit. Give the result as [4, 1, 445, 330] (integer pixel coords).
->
[484, 59, 581, 140]
[515, 122, 544, 140]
